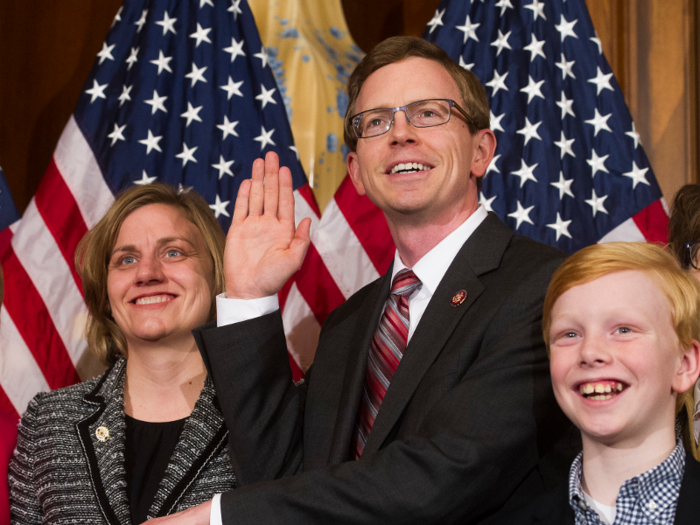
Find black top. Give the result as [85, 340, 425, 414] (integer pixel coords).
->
[124, 414, 186, 525]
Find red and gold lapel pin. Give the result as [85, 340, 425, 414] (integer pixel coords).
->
[451, 290, 467, 307]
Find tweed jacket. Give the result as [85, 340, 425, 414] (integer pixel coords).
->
[9, 357, 236, 525]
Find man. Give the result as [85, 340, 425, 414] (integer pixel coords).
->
[150, 36, 570, 524]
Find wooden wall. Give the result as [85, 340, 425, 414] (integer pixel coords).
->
[0, 0, 696, 214]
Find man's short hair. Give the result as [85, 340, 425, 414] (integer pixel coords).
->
[343, 36, 490, 153]
[668, 184, 700, 268]
[543, 242, 700, 352]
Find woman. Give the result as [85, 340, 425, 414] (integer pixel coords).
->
[668, 183, 700, 461]
[9, 183, 236, 524]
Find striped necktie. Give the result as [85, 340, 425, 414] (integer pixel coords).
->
[353, 268, 422, 459]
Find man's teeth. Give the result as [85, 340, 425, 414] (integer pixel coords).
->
[135, 295, 173, 305]
[579, 381, 624, 399]
[390, 162, 430, 174]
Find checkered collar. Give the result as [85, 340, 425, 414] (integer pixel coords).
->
[568, 441, 685, 524]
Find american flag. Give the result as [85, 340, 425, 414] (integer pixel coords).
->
[0, 168, 20, 260]
[423, 0, 668, 250]
[0, 0, 323, 421]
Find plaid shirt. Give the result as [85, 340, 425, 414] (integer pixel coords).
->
[569, 441, 685, 524]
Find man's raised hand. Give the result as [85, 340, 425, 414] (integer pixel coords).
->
[224, 151, 311, 299]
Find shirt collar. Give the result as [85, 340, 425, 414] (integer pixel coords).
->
[568, 441, 686, 522]
[391, 206, 488, 293]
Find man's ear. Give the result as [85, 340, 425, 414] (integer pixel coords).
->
[347, 151, 367, 196]
[470, 128, 497, 178]
[672, 339, 700, 393]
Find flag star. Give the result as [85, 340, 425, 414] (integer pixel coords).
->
[490, 111, 505, 132]
[491, 29, 512, 56]
[134, 170, 157, 185]
[486, 154, 501, 175]
[175, 142, 198, 167]
[556, 92, 575, 119]
[591, 30, 603, 54]
[555, 14, 578, 42]
[254, 48, 269, 68]
[555, 53, 576, 80]
[585, 108, 613, 136]
[118, 84, 132, 107]
[290, 145, 299, 160]
[210, 195, 231, 218]
[524, 35, 546, 62]
[480, 192, 497, 212]
[551, 172, 575, 200]
[85, 80, 108, 103]
[217, 116, 239, 139]
[554, 131, 576, 158]
[585, 189, 609, 217]
[511, 159, 539, 187]
[254, 126, 276, 150]
[111, 6, 122, 27]
[178, 184, 193, 194]
[626, 122, 641, 149]
[224, 38, 246, 63]
[144, 90, 168, 115]
[97, 42, 115, 65]
[180, 102, 203, 127]
[212, 155, 235, 179]
[547, 213, 572, 241]
[426, 8, 445, 34]
[138, 130, 163, 154]
[126, 47, 139, 70]
[495, 0, 514, 16]
[185, 62, 208, 87]
[220, 76, 244, 100]
[189, 23, 212, 47]
[516, 117, 542, 145]
[228, 0, 243, 19]
[107, 123, 126, 146]
[200, 0, 214, 6]
[459, 56, 474, 70]
[508, 201, 535, 230]
[520, 75, 545, 103]
[524, 0, 547, 21]
[623, 161, 650, 189]
[486, 69, 509, 95]
[150, 50, 173, 74]
[256, 84, 277, 109]
[135, 9, 148, 33]
[156, 11, 177, 36]
[456, 15, 480, 44]
[588, 66, 614, 95]
[587, 149, 609, 177]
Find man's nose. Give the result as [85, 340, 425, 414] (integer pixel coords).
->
[388, 109, 416, 143]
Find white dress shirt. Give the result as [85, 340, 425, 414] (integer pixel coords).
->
[209, 206, 488, 524]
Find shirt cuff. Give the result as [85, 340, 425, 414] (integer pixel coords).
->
[210, 493, 222, 525]
[216, 292, 280, 327]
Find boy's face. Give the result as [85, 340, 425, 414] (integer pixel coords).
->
[549, 270, 689, 446]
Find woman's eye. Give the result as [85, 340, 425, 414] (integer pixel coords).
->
[121, 256, 136, 265]
[165, 249, 182, 258]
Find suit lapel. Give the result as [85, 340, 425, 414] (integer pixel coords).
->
[76, 359, 131, 525]
[674, 452, 700, 523]
[363, 214, 513, 455]
[150, 377, 229, 518]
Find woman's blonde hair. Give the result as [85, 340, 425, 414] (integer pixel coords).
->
[75, 183, 225, 365]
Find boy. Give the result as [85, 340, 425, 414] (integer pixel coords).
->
[501, 242, 700, 523]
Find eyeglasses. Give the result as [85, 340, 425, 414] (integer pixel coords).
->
[350, 98, 472, 139]
[685, 242, 700, 270]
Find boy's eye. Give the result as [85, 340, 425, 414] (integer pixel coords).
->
[563, 331, 578, 338]
[616, 326, 632, 334]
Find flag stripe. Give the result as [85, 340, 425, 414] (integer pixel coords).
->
[281, 282, 321, 375]
[0, 384, 19, 422]
[333, 175, 395, 275]
[632, 199, 669, 244]
[294, 243, 345, 326]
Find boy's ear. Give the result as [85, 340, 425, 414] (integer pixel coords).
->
[672, 339, 700, 393]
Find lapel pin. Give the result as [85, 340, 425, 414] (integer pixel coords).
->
[95, 426, 110, 442]
[451, 290, 467, 307]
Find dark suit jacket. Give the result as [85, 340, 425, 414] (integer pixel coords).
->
[195, 213, 572, 524]
[489, 452, 700, 524]
[8, 357, 236, 524]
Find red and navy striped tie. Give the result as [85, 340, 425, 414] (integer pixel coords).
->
[353, 268, 421, 459]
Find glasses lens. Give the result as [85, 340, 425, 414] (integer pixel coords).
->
[691, 243, 700, 269]
[407, 100, 451, 128]
[355, 109, 392, 138]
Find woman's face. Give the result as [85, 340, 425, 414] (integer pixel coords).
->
[107, 204, 215, 348]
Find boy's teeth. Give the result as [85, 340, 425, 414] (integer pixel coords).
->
[390, 162, 430, 174]
[579, 381, 625, 398]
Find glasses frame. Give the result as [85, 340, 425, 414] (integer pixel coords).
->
[350, 98, 472, 139]
[685, 242, 700, 270]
